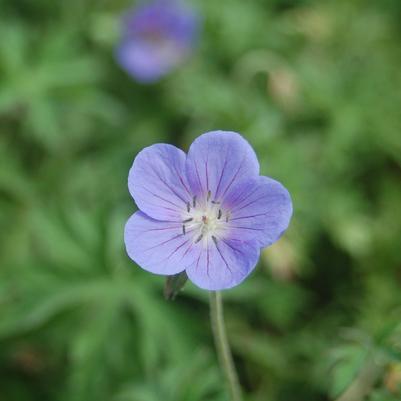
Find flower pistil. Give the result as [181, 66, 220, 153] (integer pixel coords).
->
[182, 191, 229, 245]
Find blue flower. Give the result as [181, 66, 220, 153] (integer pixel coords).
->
[124, 131, 293, 290]
[116, 0, 199, 83]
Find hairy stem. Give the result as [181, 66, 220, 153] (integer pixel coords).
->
[209, 291, 243, 401]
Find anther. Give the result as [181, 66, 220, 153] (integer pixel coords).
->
[186, 202, 191, 212]
[193, 195, 197, 208]
[212, 235, 218, 245]
[207, 190, 211, 201]
[194, 234, 203, 244]
[217, 209, 222, 220]
[182, 225, 186, 235]
[183, 218, 193, 223]
[211, 200, 220, 204]
[225, 211, 230, 223]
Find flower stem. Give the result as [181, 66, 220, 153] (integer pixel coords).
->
[209, 291, 243, 401]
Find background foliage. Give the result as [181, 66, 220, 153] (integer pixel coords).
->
[1, 0, 401, 400]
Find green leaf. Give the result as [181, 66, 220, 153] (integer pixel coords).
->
[329, 345, 369, 398]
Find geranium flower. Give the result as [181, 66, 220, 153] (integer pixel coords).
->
[115, 0, 198, 83]
[124, 131, 293, 290]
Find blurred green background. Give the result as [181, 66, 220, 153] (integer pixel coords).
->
[1, 0, 401, 400]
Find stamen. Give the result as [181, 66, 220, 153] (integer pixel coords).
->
[211, 200, 220, 204]
[207, 190, 211, 201]
[193, 195, 197, 208]
[217, 209, 222, 220]
[183, 218, 193, 223]
[186, 202, 191, 212]
[182, 225, 186, 235]
[225, 211, 230, 223]
[212, 235, 218, 245]
[194, 234, 203, 244]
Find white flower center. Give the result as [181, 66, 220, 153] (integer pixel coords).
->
[182, 192, 230, 245]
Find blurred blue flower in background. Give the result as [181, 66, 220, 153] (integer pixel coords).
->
[115, 0, 199, 83]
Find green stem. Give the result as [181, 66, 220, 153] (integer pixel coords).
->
[209, 291, 243, 401]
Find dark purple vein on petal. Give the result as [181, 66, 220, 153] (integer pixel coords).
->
[164, 239, 191, 262]
[174, 166, 192, 196]
[181, 241, 194, 260]
[214, 158, 228, 199]
[205, 159, 209, 194]
[205, 139, 210, 192]
[212, 240, 233, 275]
[195, 250, 202, 270]
[227, 226, 265, 231]
[143, 234, 183, 252]
[229, 213, 268, 221]
[139, 201, 179, 214]
[143, 225, 181, 231]
[219, 158, 246, 200]
[221, 239, 246, 257]
[228, 185, 260, 211]
[206, 238, 211, 279]
[194, 161, 203, 195]
[136, 185, 182, 209]
[151, 166, 188, 204]
[231, 195, 268, 213]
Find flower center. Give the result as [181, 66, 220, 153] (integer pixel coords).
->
[182, 192, 230, 245]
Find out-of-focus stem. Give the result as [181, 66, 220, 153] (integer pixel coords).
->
[209, 291, 243, 401]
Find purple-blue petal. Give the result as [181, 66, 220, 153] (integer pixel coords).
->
[223, 176, 293, 248]
[128, 144, 191, 221]
[185, 238, 260, 290]
[124, 211, 198, 275]
[116, 40, 184, 83]
[122, 0, 198, 44]
[185, 131, 260, 202]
